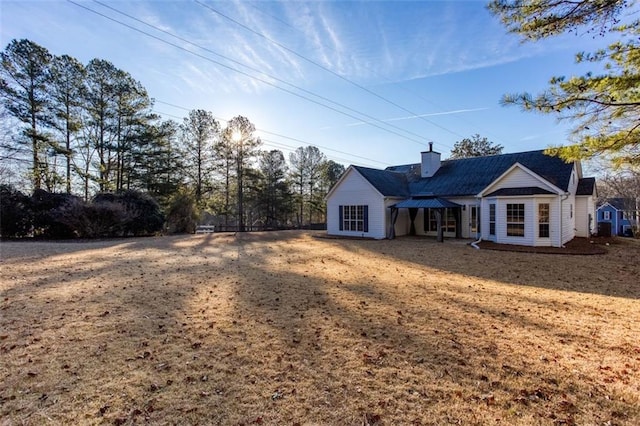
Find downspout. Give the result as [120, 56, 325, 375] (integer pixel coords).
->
[559, 192, 570, 248]
[471, 197, 482, 249]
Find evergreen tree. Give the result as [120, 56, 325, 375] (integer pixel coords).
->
[489, 0, 640, 166]
[180, 109, 220, 204]
[49, 54, 85, 193]
[222, 116, 262, 231]
[0, 39, 53, 190]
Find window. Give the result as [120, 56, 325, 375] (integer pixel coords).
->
[570, 204, 573, 219]
[425, 208, 456, 233]
[603, 211, 611, 221]
[445, 208, 456, 233]
[427, 209, 438, 232]
[506, 203, 525, 237]
[339, 205, 368, 232]
[470, 206, 480, 234]
[539, 203, 550, 238]
[489, 204, 496, 236]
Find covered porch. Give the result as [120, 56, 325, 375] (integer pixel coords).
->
[388, 198, 463, 241]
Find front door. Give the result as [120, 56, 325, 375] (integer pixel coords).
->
[470, 206, 480, 237]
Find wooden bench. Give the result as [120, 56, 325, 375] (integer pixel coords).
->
[195, 225, 216, 234]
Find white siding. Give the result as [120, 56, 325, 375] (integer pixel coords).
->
[575, 196, 595, 237]
[456, 198, 482, 239]
[481, 196, 561, 246]
[482, 166, 559, 195]
[496, 198, 535, 246]
[532, 197, 557, 247]
[560, 195, 576, 245]
[326, 169, 387, 239]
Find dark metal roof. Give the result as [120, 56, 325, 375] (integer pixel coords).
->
[353, 150, 584, 199]
[352, 166, 409, 197]
[391, 198, 461, 209]
[404, 150, 574, 197]
[484, 187, 556, 197]
[576, 177, 596, 196]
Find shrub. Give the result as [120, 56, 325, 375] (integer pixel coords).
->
[93, 190, 164, 237]
[165, 191, 198, 234]
[31, 189, 83, 239]
[0, 185, 33, 238]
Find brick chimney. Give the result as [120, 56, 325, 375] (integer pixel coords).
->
[421, 142, 441, 178]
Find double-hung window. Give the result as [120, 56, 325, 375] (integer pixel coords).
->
[538, 203, 550, 238]
[603, 211, 611, 220]
[489, 203, 496, 236]
[506, 203, 525, 237]
[339, 205, 368, 232]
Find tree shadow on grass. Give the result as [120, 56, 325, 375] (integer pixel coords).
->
[336, 235, 640, 300]
[1, 231, 638, 425]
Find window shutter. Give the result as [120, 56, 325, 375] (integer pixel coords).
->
[339, 205, 343, 231]
[363, 205, 369, 232]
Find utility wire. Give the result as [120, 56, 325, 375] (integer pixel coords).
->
[153, 103, 390, 167]
[246, 1, 512, 149]
[91, 0, 428, 147]
[195, 0, 467, 143]
[76, 0, 428, 147]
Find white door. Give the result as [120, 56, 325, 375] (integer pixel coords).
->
[470, 206, 480, 238]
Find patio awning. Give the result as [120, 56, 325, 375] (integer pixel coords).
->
[391, 198, 461, 209]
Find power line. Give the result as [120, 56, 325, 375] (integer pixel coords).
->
[153, 104, 390, 167]
[78, 0, 430, 147]
[194, 0, 467, 143]
[246, 1, 511, 149]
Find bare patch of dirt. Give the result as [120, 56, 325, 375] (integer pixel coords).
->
[1, 231, 639, 425]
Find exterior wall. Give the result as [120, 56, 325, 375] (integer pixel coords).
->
[597, 205, 618, 235]
[561, 195, 576, 244]
[596, 205, 634, 236]
[326, 169, 387, 239]
[404, 197, 478, 239]
[483, 166, 559, 195]
[575, 196, 595, 237]
[480, 195, 560, 247]
[395, 207, 410, 237]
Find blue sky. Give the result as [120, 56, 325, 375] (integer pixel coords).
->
[1, 0, 609, 169]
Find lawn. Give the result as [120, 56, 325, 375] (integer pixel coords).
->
[1, 232, 639, 425]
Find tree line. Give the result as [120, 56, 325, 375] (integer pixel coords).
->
[0, 39, 345, 237]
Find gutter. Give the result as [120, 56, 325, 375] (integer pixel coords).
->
[471, 196, 482, 249]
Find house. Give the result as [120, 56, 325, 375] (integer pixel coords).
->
[596, 198, 638, 236]
[326, 145, 597, 247]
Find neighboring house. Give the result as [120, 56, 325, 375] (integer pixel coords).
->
[326, 145, 597, 247]
[596, 198, 638, 236]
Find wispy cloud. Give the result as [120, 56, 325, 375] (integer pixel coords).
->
[320, 108, 490, 130]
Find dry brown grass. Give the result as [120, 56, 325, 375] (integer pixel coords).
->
[1, 231, 639, 425]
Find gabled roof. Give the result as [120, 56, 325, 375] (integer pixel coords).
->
[576, 177, 596, 196]
[600, 197, 636, 210]
[404, 150, 574, 197]
[352, 165, 409, 197]
[347, 150, 585, 199]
